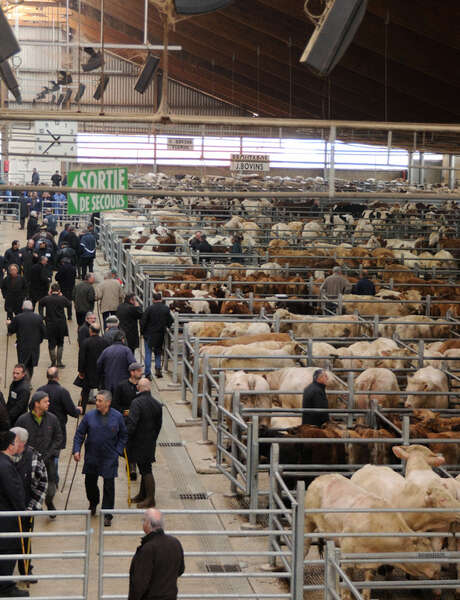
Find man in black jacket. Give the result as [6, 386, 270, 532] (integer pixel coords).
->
[55, 257, 77, 320]
[140, 293, 173, 380]
[77, 311, 96, 347]
[37, 367, 81, 451]
[7, 364, 31, 427]
[16, 391, 63, 515]
[55, 242, 77, 267]
[1, 263, 27, 319]
[77, 324, 108, 413]
[73, 273, 96, 326]
[113, 362, 144, 481]
[128, 508, 184, 600]
[8, 301, 46, 379]
[20, 239, 37, 297]
[302, 369, 329, 427]
[4, 240, 23, 268]
[30, 256, 51, 309]
[19, 196, 30, 230]
[116, 293, 143, 353]
[26, 211, 40, 240]
[39, 283, 72, 368]
[0, 430, 28, 598]
[352, 270, 376, 296]
[127, 378, 162, 508]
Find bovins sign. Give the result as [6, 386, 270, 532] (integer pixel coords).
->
[67, 167, 128, 214]
[230, 154, 270, 173]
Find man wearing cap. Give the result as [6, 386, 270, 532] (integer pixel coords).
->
[96, 271, 124, 329]
[77, 324, 108, 413]
[97, 332, 135, 393]
[0, 430, 28, 598]
[7, 300, 46, 379]
[112, 362, 144, 481]
[141, 293, 173, 380]
[72, 389, 127, 526]
[103, 315, 126, 346]
[16, 392, 63, 516]
[27, 211, 40, 240]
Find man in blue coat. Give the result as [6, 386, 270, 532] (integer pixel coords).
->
[72, 389, 127, 527]
[97, 331, 135, 393]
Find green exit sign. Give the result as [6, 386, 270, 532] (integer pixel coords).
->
[67, 167, 128, 215]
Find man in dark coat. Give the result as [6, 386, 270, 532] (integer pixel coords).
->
[97, 332, 135, 393]
[103, 315, 126, 346]
[7, 364, 31, 427]
[128, 508, 184, 600]
[352, 270, 376, 296]
[27, 211, 40, 240]
[57, 223, 70, 248]
[113, 362, 144, 481]
[197, 233, 212, 255]
[127, 378, 162, 508]
[39, 283, 71, 368]
[4, 240, 23, 268]
[1, 263, 27, 319]
[73, 273, 96, 326]
[189, 231, 202, 251]
[116, 293, 143, 353]
[79, 226, 96, 279]
[51, 170, 62, 186]
[55, 258, 77, 320]
[72, 389, 127, 526]
[0, 430, 28, 598]
[37, 367, 81, 450]
[30, 256, 51, 309]
[77, 324, 108, 413]
[55, 242, 77, 267]
[141, 293, 173, 380]
[20, 239, 37, 297]
[19, 196, 30, 230]
[16, 391, 63, 515]
[31, 168, 40, 186]
[77, 311, 96, 347]
[8, 301, 46, 379]
[302, 369, 329, 427]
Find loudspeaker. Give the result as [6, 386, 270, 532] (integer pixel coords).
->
[0, 60, 21, 103]
[93, 75, 109, 100]
[56, 93, 65, 106]
[134, 54, 160, 94]
[74, 83, 86, 103]
[61, 88, 72, 107]
[300, 0, 367, 76]
[82, 47, 103, 72]
[0, 7, 20, 62]
[173, 0, 233, 15]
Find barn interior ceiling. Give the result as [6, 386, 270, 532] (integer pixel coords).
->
[2, 0, 459, 153]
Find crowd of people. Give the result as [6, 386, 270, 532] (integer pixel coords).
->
[0, 198, 184, 598]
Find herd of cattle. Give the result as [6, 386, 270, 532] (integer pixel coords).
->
[101, 193, 460, 596]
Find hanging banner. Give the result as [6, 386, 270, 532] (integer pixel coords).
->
[67, 167, 128, 214]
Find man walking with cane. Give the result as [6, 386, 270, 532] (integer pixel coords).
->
[72, 390, 127, 526]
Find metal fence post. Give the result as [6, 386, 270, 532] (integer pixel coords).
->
[306, 339, 313, 366]
[425, 294, 431, 316]
[172, 315, 180, 384]
[325, 541, 340, 600]
[418, 339, 425, 369]
[98, 513, 105, 600]
[268, 443, 280, 568]
[347, 371, 354, 429]
[230, 391, 241, 495]
[216, 375, 225, 470]
[373, 315, 379, 337]
[248, 415, 259, 525]
[292, 480, 305, 600]
[191, 337, 200, 419]
[83, 511, 91, 600]
[201, 355, 209, 442]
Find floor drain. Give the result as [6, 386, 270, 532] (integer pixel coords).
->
[205, 564, 241, 573]
[179, 492, 208, 500]
[159, 441, 183, 447]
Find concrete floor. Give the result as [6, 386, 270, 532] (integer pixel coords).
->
[0, 220, 289, 599]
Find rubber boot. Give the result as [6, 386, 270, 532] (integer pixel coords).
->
[49, 348, 57, 367]
[132, 477, 145, 504]
[155, 368, 163, 379]
[137, 474, 155, 508]
[56, 346, 66, 368]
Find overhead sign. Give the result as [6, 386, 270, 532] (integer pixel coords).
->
[230, 154, 270, 172]
[67, 167, 128, 215]
[167, 137, 194, 151]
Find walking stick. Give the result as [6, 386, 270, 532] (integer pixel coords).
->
[17, 516, 29, 583]
[60, 415, 81, 493]
[64, 459, 79, 510]
[4, 334, 9, 389]
[124, 448, 132, 507]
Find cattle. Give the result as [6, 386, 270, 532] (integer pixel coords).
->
[219, 343, 300, 371]
[308, 342, 338, 368]
[219, 322, 271, 337]
[211, 332, 291, 347]
[342, 294, 421, 317]
[378, 315, 450, 339]
[439, 339, 460, 354]
[304, 474, 438, 600]
[353, 368, 401, 409]
[274, 309, 369, 338]
[350, 464, 460, 533]
[405, 366, 449, 409]
[220, 300, 251, 315]
[262, 367, 347, 411]
[224, 371, 271, 426]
